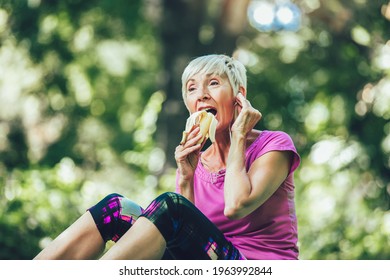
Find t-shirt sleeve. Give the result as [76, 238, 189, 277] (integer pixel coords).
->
[245, 131, 300, 174]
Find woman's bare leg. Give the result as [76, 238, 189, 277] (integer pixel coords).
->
[34, 212, 105, 260]
[100, 217, 166, 260]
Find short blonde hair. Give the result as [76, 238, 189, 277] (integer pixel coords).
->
[181, 54, 247, 104]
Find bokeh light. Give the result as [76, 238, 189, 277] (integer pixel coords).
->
[248, 0, 301, 32]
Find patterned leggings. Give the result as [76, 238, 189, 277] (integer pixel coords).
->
[88, 192, 245, 260]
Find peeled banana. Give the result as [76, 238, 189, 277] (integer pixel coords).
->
[180, 110, 218, 145]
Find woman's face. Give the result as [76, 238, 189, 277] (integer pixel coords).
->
[184, 72, 236, 131]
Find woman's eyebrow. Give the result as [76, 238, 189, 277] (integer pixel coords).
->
[186, 74, 220, 85]
[186, 79, 196, 87]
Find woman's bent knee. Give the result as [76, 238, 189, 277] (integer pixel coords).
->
[88, 193, 143, 242]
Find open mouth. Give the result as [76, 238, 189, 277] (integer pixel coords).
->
[205, 108, 217, 116]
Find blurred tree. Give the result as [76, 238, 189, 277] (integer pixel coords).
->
[0, 0, 389, 260]
[0, 0, 163, 259]
[155, 0, 251, 168]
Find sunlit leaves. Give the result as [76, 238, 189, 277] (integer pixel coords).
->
[242, 0, 390, 260]
[1, 0, 389, 260]
[0, 0, 165, 259]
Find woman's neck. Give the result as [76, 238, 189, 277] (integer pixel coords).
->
[201, 129, 262, 173]
[201, 129, 231, 173]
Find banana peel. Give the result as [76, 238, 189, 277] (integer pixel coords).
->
[180, 110, 218, 145]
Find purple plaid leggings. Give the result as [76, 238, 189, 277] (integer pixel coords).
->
[88, 192, 245, 260]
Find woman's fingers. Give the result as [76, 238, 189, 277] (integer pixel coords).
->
[175, 126, 202, 162]
[235, 92, 249, 108]
[181, 126, 202, 147]
[235, 92, 258, 118]
[232, 93, 262, 135]
[235, 93, 256, 120]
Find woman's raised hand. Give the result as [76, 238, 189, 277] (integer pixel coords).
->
[231, 93, 262, 137]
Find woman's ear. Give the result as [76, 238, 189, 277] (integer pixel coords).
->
[238, 86, 247, 98]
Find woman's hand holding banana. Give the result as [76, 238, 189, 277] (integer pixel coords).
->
[180, 111, 218, 145]
[175, 92, 261, 176]
[175, 111, 218, 182]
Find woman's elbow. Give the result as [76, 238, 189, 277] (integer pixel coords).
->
[224, 204, 245, 220]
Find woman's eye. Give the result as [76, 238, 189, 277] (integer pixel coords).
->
[187, 86, 196, 93]
[210, 80, 219, 86]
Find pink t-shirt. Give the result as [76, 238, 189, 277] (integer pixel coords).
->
[176, 130, 301, 260]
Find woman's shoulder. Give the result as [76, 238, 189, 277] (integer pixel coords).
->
[246, 129, 298, 155]
[246, 129, 262, 148]
[245, 129, 300, 173]
[250, 130, 294, 144]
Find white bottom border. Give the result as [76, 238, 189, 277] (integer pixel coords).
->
[1, 260, 389, 280]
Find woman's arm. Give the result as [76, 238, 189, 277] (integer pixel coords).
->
[224, 93, 291, 219]
[224, 141, 292, 219]
[174, 126, 203, 203]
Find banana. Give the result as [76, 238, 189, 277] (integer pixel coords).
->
[180, 110, 218, 145]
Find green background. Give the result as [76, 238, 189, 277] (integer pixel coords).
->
[0, 0, 389, 259]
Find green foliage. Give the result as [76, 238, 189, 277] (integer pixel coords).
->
[0, 0, 168, 259]
[239, 0, 390, 259]
[0, 0, 389, 259]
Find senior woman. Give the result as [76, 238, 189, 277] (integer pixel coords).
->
[34, 54, 300, 260]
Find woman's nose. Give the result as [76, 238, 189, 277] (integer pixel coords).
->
[197, 88, 210, 100]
